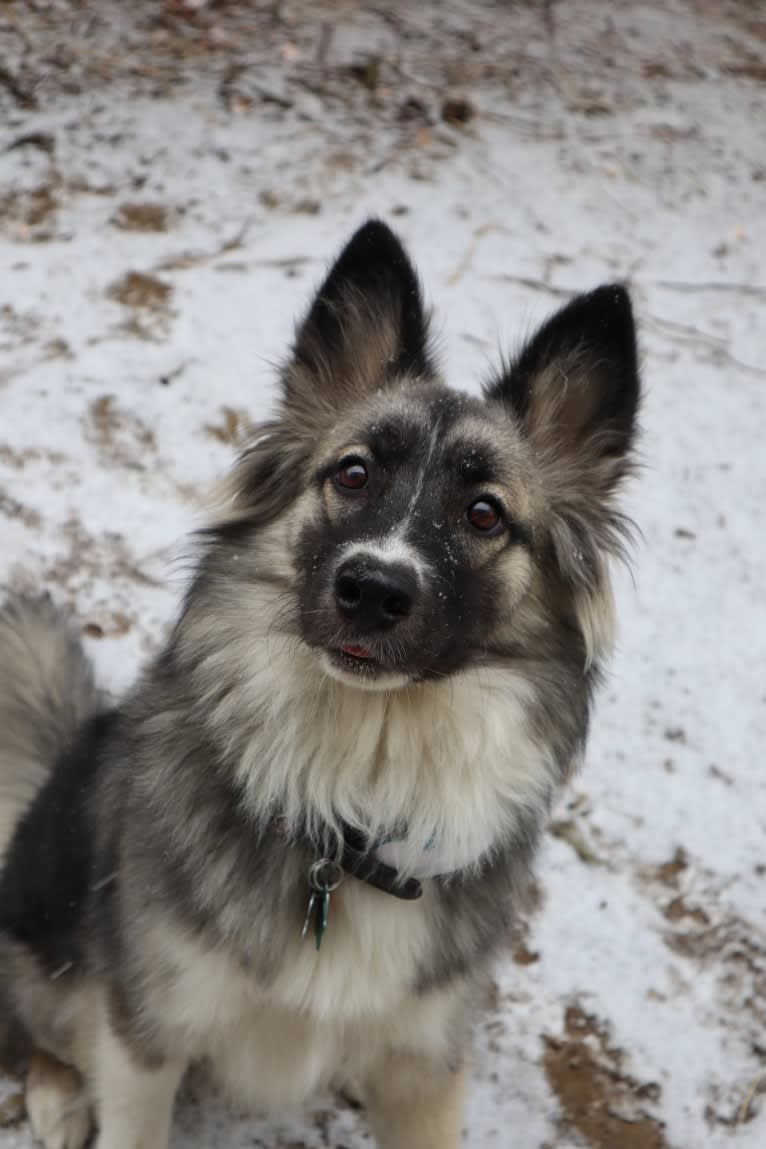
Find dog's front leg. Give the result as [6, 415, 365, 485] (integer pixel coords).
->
[90, 1019, 184, 1149]
[364, 1053, 466, 1149]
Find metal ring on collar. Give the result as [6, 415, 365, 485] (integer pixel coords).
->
[309, 858, 344, 892]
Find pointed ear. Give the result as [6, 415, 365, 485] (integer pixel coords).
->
[486, 285, 640, 665]
[486, 285, 640, 495]
[284, 220, 435, 418]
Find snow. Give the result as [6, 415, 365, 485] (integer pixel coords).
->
[1, 1, 764, 1146]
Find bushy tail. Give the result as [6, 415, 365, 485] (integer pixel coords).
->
[0, 593, 101, 862]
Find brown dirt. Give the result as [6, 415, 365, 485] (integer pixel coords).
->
[204, 405, 251, 447]
[107, 271, 173, 312]
[0, 186, 57, 240]
[512, 940, 540, 966]
[544, 1005, 668, 1149]
[86, 394, 157, 469]
[0, 490, 42, 529]
[663, 895, 710, 927]
[106, 272, 175, 341]
[658, 912, 766, 1128]
[41, 515, 162, 596]
[0, 1091, 24, 1128]
[653, 847, 689, 888]
[82, 611, 133, 639]
[112, 203, 171, 232]
[550, 818, 604, 866]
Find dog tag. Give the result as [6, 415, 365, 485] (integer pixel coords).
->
[314, 885, 330, 952]
[303, 859, 343, 952]
[301, 891, 317, 941]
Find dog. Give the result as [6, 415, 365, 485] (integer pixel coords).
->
[0, 220, 640, 1149]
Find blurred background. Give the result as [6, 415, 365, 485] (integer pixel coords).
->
[0, 1, 764, 1146]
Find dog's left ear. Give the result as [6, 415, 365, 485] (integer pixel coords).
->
[284, 220, 435, 417]
[486, 285, 640, 663]
[486, 284, 640, 497]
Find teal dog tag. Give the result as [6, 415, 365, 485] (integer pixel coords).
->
[302, 859, 343, 952]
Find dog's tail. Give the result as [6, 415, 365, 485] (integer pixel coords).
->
[0, 593, 101, 863]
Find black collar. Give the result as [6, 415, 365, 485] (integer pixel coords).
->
[339, 824, 423, 900]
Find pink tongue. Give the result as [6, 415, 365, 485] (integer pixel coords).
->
[342, 644, 372, 659]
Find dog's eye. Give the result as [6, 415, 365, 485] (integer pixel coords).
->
[466, 498, 503, 535]
[335, 458, 369, 491]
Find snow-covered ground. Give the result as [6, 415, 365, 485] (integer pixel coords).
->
[1, 2, 764, 1146]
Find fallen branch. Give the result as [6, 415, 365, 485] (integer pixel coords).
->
[654, 279, 766, 298]
[490, 274, 574, 298]
[645, 313, 766, 377]
[645, 313, 728, 348]
[448, 223, 510, 286]
[153, 221, 251, 271]
[737, 1069, 766, 1125]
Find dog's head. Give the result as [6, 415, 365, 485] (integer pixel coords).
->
[210, 221, 639, 691]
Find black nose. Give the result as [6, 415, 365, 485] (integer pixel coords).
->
[334, 561, 417, 629]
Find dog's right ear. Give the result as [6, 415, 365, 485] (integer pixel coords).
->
[283, 220, 435, 420]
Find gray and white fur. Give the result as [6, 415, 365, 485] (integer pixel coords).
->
[0, 220, 640, 1149]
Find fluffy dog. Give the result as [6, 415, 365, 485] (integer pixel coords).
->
[0, 220, 639, 1148]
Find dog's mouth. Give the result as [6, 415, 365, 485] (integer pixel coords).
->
[321, 642, 414, 688]
[341, 643, 374, 660]
[331, 644, 383, 674]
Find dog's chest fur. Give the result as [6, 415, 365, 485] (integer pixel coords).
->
[137, 881, 459, 1108]
[124, 650, 557, 1105]
[182, 604, 560, 884]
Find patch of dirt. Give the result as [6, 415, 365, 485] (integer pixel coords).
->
[0, 305, 41, 348]
[661, 912, 766, 1127]
[106, 271, 175, 341]
[85, 394, 157, 468]
[107, 271, 172, 311]
[82, 610, 134, 639]
[441, 95, 476, 126]
[550, 817, 604, 866]
[509, 884, 543, 966]
[653, 847, 689, 888]
[111, 203, 172, 232]
[0, 186, 57, 240]
[0, 490, 42, 529]
[512, 940, 540, 966]
[0, 445, 67, 469]
[705, 1072, 766, 1131]
[42, 337, 73, 361]
[663, 895, 710, 927]
[665, 917, 766, 1021]
[544, 1005, 667, 1149]
[204, 405, 251, 447]
[721, 59, 766, 83]
[0, 1092, 24, 1128]
[41, 515, 162, 596]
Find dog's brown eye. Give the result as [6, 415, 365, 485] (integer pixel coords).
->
[466, 498, 502, 534]
[336, 459, 368, 491]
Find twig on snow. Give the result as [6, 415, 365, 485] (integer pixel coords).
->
[645, 313, 766, 377]
[448, 223, 510, 286]
[653, 280, 766, 298]
[490, 274, 574, 298]
[153, 221, 251, 272]
[737, 1070, 766, 1125]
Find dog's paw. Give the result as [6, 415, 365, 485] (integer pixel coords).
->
[26, 1051, 93, 1149]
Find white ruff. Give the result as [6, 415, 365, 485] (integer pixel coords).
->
[189, 586, 556, 881]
